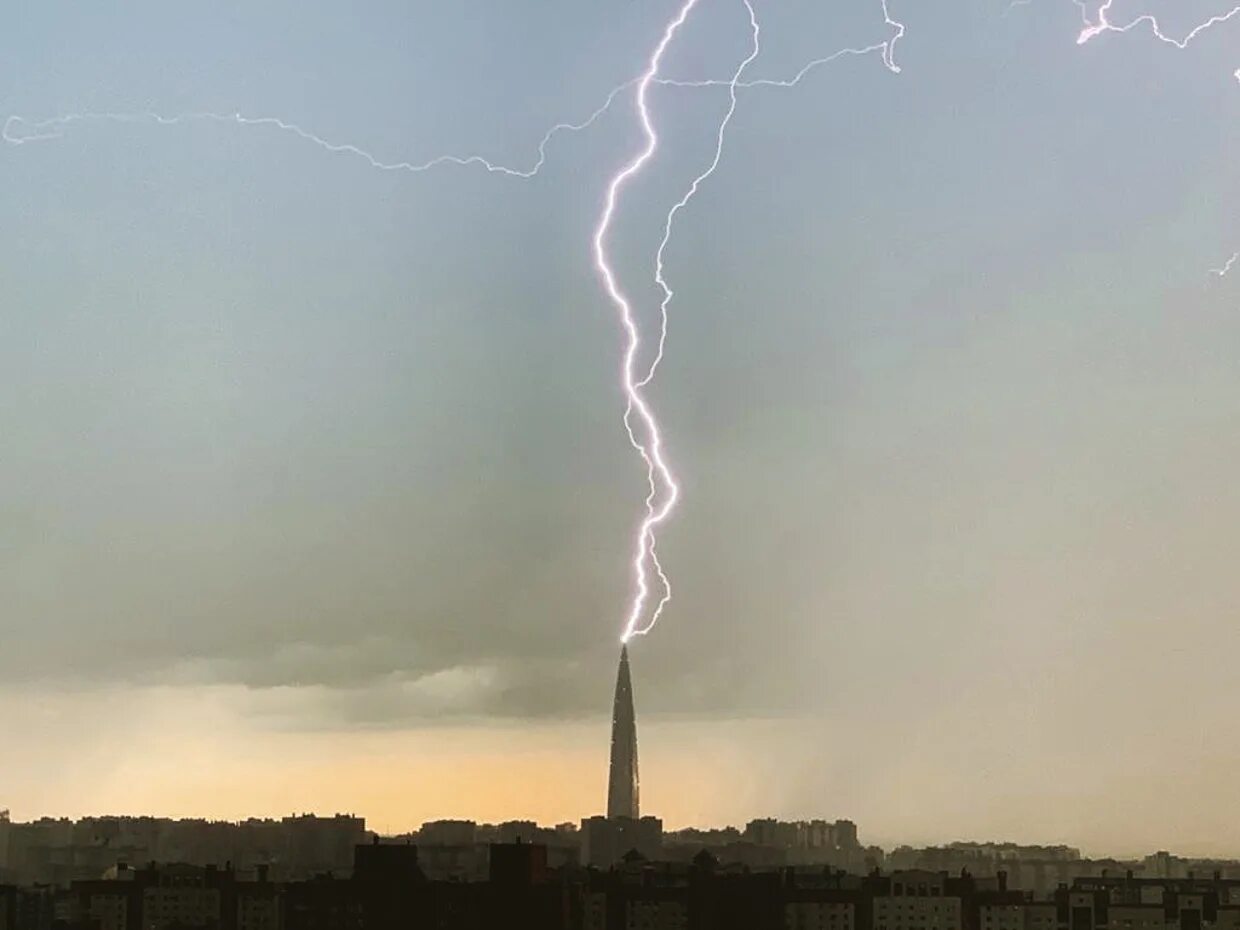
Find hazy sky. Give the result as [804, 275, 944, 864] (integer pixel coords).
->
[5, 0, 1240, 856]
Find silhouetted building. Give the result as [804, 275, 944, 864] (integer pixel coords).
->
[353, 840, 424, 885]
[0, 812, 10, 879]
[581, 816, 662, 868]
[606, 645, 639, 820]
[1054, 872, 1240, 930]
[284, 873, 360, 930]
[0, 813, 364, 887]
[872, 869, 963, 930]
[0, 886, 13, 930]
[495, 821, 537, 845]
[281, 814, 366, 878]
[416, 821, 477, 847]
[490, 841, 548, 887]
[287, 841, 572, 930]
[0, 884, 53, 930]
[585, 853, 862, 930]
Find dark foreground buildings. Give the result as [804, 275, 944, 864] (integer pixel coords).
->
[12, 842, 1240, 930]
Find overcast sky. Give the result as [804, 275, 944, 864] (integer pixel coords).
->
[5, 0, 1240, 856]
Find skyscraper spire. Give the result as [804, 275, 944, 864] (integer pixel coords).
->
[606, 644, 640, 819]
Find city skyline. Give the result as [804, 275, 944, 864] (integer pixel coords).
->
[0, 801, 1233, 867]
[5, 807, 1235, 879]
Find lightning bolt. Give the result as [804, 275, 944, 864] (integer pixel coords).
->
[590, 0, 702, 646]
[605, 0, 762, 643]
[2, 85, 635, 178]
[1075, 0, 1240, 48]
[4, 1, 906, 648]
[1211, 252, 1240, 277]
[1073, 1, 1240, 279]
[4, 0, 906, 167]
[660, 0, 901, 88]
[613, 1, 902, 642]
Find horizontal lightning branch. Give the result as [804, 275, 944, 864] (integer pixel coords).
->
[2, 84, 636, 178]
[2, 3, 906, 178]
[1075, 0, 1240, 48]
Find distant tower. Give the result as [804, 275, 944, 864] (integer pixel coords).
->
[606, 644, 640, 819]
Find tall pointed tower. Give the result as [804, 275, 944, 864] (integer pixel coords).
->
[606, 644, 640, 819]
